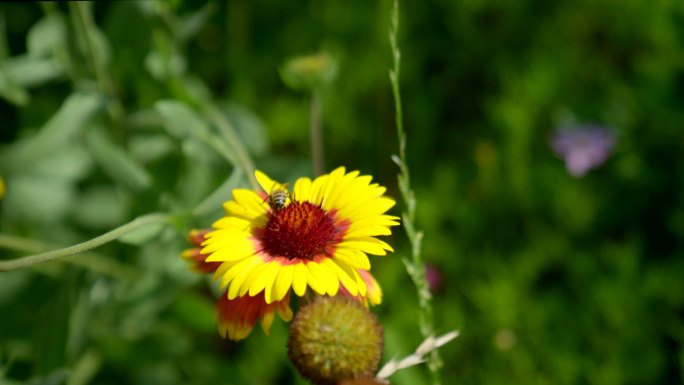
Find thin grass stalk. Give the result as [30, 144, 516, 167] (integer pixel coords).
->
[388, 0, 442, 383]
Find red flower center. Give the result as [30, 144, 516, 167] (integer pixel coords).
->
[261, 201, 342, 260]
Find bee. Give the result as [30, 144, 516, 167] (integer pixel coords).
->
[266, 183, 290, 211]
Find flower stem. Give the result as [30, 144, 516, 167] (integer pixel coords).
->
[0, 213, 170, 272]
[310, 89, 324, 176]
[0, 234, 138, 279]
[202, 104, 259, 190]
[388, 1, 442, 384]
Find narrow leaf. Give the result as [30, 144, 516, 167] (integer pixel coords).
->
[1, 91, 104, 172]
[85, 128, 152, 192]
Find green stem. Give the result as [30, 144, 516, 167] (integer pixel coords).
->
[389, 1, 442, 384]
[0, 213, 170, 272]
[310, 89, 324, 176]
[0, 233, 138, 279]
[203, 104, 259, 190]
[72, 2, 125, 126]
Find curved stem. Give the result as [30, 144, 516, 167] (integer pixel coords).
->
[0, 234, 139, 279]
[0, 213, 170, 272]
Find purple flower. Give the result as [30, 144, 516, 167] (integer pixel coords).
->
[551, 125, 616, 177]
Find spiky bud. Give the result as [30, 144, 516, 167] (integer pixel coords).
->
[287, 296, 384, 385]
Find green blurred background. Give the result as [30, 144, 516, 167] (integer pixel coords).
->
[1, 1, 683, 384]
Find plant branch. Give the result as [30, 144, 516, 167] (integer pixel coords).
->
[0, 213, 170, 272]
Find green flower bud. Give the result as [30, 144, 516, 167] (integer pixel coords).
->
[287, 296, 384, 385]
[280, 52, 338, 91]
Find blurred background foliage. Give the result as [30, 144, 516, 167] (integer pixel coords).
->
[1, 0, 683, 384]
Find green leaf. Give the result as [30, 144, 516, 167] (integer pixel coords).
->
[144, 50, 186, 81]
[71, 2, 111, 68]
[32, 143, 94, 181]
[27, 13, 67, 58]
[154, 99, 210, 139]
[178, 2, 216, 43]
[0, 55, 65, 87]
[219, 102, 269, 156]
[129, 134, 176, 163]
[155, 100, 241, 166]
[3, 174, 76, 224]
[85, 128, 153, 192]
[0, 67, 29, 105]
[68, 350, 101, 385]
[71, 186, 129, 229]
[0, 91, 105, 173]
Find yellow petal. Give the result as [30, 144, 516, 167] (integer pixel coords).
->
[321, 170, 360, 211]
[292, 263, 308, 296]
[344, 225, 393, 238]
[255, 170, 274, 191]
[338, 240, 387, 256]
[309, 173, 330, 206]
[304, 262, 328, 295]
[260, 310, 275, 334]
[233, 189, 269, 216]
[321, 258, 357, 296]
[327, 174, 374, 211]
[249, 262, 281, 303]
[333, 248, 371, 270]
[212, 216, 252, 230]
[293, 177, 313, 202]
[272, 264, 294, 302]
[307, 260, 338, 296]
[278, 302, 293, 322]
[224, 200, 261, 221]
[339, 197, 396, 220]
[346, 214, 401, 227]
[361, 270, 382, 305]
[318, 167, 346, 209]
[212, 262, 231, 283]
[227, 257, 263, 299]
[202, 230, 256, 261]
[355, 268, 367, 297]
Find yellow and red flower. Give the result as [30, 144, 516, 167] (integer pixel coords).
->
[183, 167, 398, 340]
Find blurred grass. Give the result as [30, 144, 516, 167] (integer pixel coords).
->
[1, 1, 684, 384]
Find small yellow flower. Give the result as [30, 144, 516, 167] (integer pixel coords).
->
[0, 177, 5, 199]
